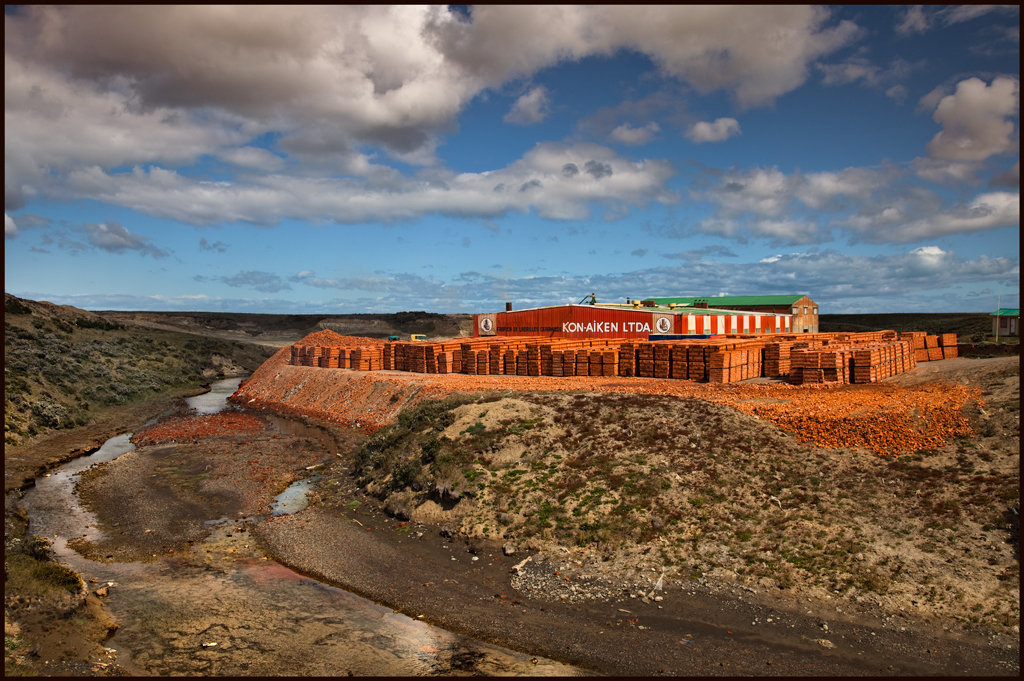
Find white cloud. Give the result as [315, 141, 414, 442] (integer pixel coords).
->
[863, 191, 1020, 243]
[504, 86, 551, 125]
[749, 219, 823, 245]
[926, 77, 1020, 161]
[72, 222, 170, 258]
[896, 5, 1015, 36]
[917, 84, 951, 114]
[699, 166, 791, 218]
[20, 244, 1017, 314]
[819, 59, 881, 87]
[990, 160, 1020, 188]
[609, 122, 660, 145]
[896, 6, 930, 35]
[694, 162, 1016, 245]
[685, 118, 741, 143]
[818, 57, 921, 101]
[912, 158, 985, 184]
[5, 214, 17, 238]
[218, 147, 286, 172]
[941, 5, 1008, 26]
[199, 238, 228, 253]
[212, 270, 291, 293]
[795, 167, 889, 209]
[885, 84, 908, 103]
[5, 6, 859, 212]
[57, 143, 676, 225]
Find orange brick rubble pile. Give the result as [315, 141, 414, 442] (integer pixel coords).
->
[233, 334, 980, 455]
[131, 411, 267, 446]
[289, 330, 959, 385]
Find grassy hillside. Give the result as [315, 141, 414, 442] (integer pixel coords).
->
[103, 309, 474, 342]
[339, 382, 1018, 631]
[819, 312, 994, 340]
[4, 294, 273, 446]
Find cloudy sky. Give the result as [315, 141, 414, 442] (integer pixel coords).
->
[4, 5, 1019, 314]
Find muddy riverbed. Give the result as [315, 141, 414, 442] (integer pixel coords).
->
[16, 375, 1021, 676]
[19, 379, 580, 676]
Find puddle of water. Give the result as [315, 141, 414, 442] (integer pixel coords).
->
[270, 475, 320, 516]
[187, 377, 243, 414]
[263, 412, 339, 451]
[20, 375, 585, 676]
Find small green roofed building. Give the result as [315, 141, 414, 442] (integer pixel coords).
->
[990, 308, 1019, 337]
[641, 295, 819, 333]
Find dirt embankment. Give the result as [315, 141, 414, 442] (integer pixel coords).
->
[4, 308, 1017, 675]
[235, 341, 1019, 633]
[52, 384, 1020, 675]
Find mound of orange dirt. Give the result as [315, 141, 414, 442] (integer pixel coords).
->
[292, 329, 387, 347]
[132, 411, 266, 446]
[231, 332, 982, 453]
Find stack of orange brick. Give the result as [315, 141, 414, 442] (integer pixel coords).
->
[289, 330, 956, 385]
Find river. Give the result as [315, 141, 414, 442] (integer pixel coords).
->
[21, 378, 582, 676]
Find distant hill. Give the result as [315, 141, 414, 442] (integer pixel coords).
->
[819, 313, 993, 342]
[101, 309, 474, 346]
[4, 294, 272, 446]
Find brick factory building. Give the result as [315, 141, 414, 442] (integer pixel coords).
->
[473, 301, 795, 340]
[642, 295, 819, 333]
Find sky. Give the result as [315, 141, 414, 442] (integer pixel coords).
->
[4, 5, 1020, 315]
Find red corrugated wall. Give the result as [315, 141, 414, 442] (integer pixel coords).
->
[475, 305, 673, 339]
[473, 305, 791, 339]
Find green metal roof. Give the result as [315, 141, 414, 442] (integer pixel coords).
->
[990, 308, 1020, 316]
[643, 295, 808, 307]
[598, 304, 759, 315]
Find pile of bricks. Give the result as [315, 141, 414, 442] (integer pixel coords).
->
[903, 332, 959, 361]
[289, 330, 957, 386]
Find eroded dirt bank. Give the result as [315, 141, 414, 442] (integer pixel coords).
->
[7, 350, 1018, 675]
[60, 353, 1019, 676]
[58, 406, 1019, 675]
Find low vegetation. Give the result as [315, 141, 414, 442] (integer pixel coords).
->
[819, 312, 995, 342]
[4, 294, 272, 446]
[343, 384, 1019, 631]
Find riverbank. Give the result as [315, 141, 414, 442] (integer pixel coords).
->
[4, 386, 217, 676]
[67, 373, 1019, 675]
[6, 355, 1019, 675]
[255, 491, 1019, 676]
[4, 385, 212, 494]
[45, 404, 1020, 676]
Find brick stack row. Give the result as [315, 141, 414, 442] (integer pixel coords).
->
[900, 332, 959, 362]
[289, 330, 957, 385]
[849, 340, 918, 383]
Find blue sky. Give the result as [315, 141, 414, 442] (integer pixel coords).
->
[4, 5, 1019, 314]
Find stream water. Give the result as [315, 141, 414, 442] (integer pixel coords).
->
[21, 378, 580, 676]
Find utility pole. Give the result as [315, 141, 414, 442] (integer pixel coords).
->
[995, 296, 1000, 343]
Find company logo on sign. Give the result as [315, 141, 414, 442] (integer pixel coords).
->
[479, 317, 494, 334]
[562, 320, 652, 333]
[655, 316, 672, 334]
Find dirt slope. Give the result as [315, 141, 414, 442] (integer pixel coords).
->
[235, 333, 1019, 635]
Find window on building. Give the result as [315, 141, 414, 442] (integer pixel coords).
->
[802, 306, 808, 314]
[813, 307, 818, 315]
[792, 306, 799, 315]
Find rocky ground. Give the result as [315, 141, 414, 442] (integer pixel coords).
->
[242, 355, 1019, 675]
[8, 354, 1015, 676]
[6, 296, 1015, 675]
